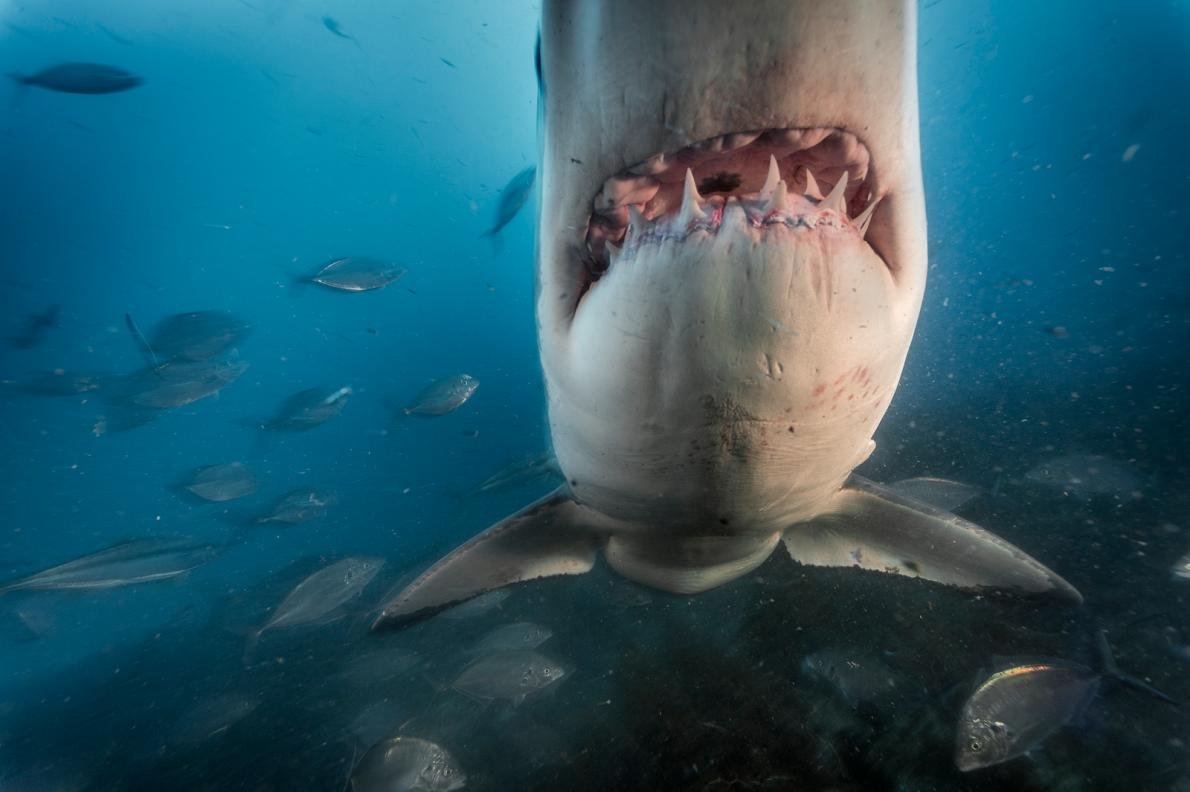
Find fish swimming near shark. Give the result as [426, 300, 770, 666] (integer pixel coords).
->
[0, 537, 222, 595]
[373, 0, 1080, 630]
[482, 166, 536, 239]
[9, 62, 142, 94]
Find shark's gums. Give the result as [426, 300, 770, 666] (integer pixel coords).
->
[373, 0, 1080, 629]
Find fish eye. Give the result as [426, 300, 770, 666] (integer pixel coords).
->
[968, 739, 981, 752]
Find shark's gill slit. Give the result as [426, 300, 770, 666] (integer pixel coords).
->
[581, 126, 883, 297]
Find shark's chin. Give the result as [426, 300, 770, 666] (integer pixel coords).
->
[553, 214, 911, 530]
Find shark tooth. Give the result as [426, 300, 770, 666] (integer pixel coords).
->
[628, 205, 649, 237]
[606, 240, 622, 263]
[822, 171, 849, 214]
[765, 180, 789, 213]
[852, 196, 881, 237]
[758, 154, 781, 201]
[678, 168, 707, 226]
[802, 168, 824, 201]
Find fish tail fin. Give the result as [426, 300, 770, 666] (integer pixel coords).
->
[241, 629, 263, 668]
[123, 313, 159, 367]
[1095, 626, 1178, 705]
[8, 74, 28, 107]
[485, 231, 504, 256]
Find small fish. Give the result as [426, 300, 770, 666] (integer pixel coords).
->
[256, 489, 336, 524]
[1025, 453, 1143, 499]
[304, 257, 405, 292]
[149, 311, 251, 362]
[955, 661, 1100, 772]
[250, 557, 384, 641]
[322, 16, 355, 42]
[800, 648, 900, 707]
[440, 57, 456, 68]
[172, 694, 260, 744]
[438, 588, 508, 620]
[10, 63, 142, 94]
[470, 622, 553, 654]
[1043, 325, 1069, 339]
[8, 304, 59, 349]
[0, 538, 221, 595]
[181, 462, 259, 502]
[263, 386, 352, 430]
[451, 649, 567, 705]
[350, 736, 465, 792]
[1172, 551, 1190, 581]
[126, 359, 249, 409]
[333, 648, 422, 687]
[482, 166, 536, 238]
[467, 452, 560, 496]
[404, 374, 478, 416]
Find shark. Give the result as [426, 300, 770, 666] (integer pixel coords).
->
[373, 0, 1080, 629]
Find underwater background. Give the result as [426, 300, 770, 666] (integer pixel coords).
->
[0, 0, 1188, 789]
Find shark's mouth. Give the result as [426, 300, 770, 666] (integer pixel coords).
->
[581, 127, 884, 298]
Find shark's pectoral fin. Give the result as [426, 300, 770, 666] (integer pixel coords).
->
[371, 487, 601, 630]
[782, 476, 1082, 604]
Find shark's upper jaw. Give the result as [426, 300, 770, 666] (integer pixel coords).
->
[579, 126, 888, 313]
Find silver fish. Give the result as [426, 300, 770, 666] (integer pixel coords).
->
[182, 462, 259, 502]
[256, 489, 336, 524]
[333, 648, 422, 687]
[350, 736, 465, 792]
[0, 538, 222, 595]
[11, 62, 141, 94]
[470, 622, 553, 654]
[955, 661, 1100, 772]
[451, 649, 566, 704]
[404, 375, 478, 417]
[468, 453, 560, 496]
[1172, 551, 1190, 582]
[253, 557, 384, 637]
[1025, 454, 1142, 499]
[128, 359, 249, 409]
[149, 311, 251, 362]
[172, 694, 260, 744]
[482, 166, 535, 238]
[265, 386, 352, 430]
[307, 257, 405, 292]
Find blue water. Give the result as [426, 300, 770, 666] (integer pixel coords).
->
[1, 1, 1188, 789]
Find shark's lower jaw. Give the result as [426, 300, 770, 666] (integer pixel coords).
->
[581, 127, 884, 302]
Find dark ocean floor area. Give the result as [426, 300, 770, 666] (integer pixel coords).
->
[1, 451, 1187, 791]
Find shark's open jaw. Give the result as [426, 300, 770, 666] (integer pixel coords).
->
[583, 127, 882, 283]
